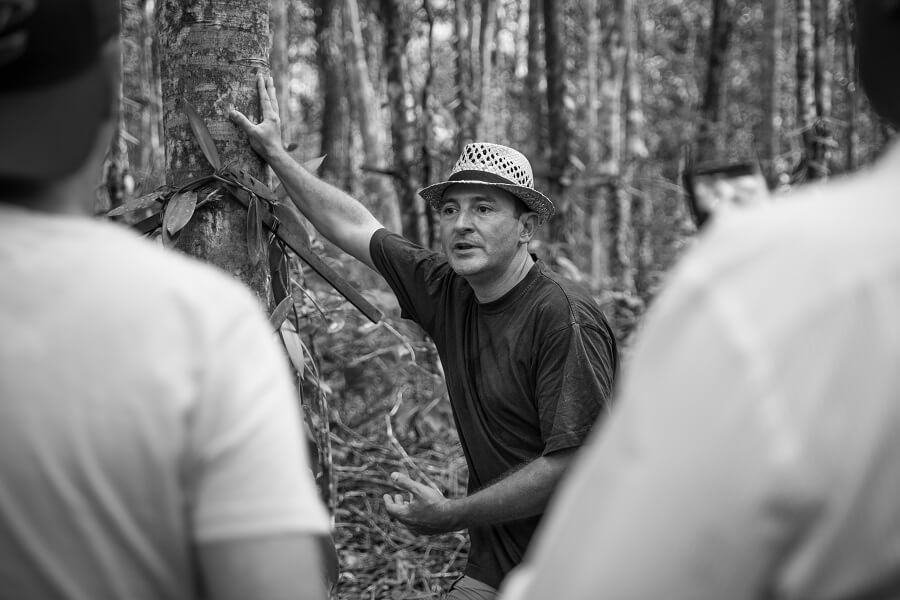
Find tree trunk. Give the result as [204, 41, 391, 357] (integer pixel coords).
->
[795, 0, 826, 181]
[543, 0, 573, 243]
[378, 0, 426, 246]
[810, 0, 836, 178]
[477, 0, 498, 138]
[525, 0, 545, 157]
[344, 0, 402, 232]
[697, 0, 735, 163]
[455, 0, 478, 150]
[759, 0, 783, 180]
[269, 0, 291, 144]
[841, 1, 858, 172]
[157, 0, 272, 304]
[316, 0, 351, 187]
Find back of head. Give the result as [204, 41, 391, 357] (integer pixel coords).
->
[0, 0, 120, 190]
[854, 0, 900, 127]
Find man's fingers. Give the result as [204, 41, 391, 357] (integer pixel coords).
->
[228, 108, 255, 132]
[256, 73, 269, 120]
[390, 472, 433, 497]
[267, 76, 280, 116]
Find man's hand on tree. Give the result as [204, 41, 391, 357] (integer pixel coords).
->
[383, 472, 459, 535]
[229, 73, 284, 160]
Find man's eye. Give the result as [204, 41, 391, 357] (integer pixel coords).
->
[441, 206, 457, 216]
[476, 205, 492, 214]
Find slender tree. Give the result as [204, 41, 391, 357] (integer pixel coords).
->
[316, 0, 351, 186]
[759, 0, 784, 180]
[344, 0, 402, 232]
[697, 0, 735, 163]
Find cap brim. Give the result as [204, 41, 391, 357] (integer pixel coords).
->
[0, 61, 106, 181]
[419, 180, 556, 217]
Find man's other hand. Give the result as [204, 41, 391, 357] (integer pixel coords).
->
[229, 74, 284, 160]
[383, 472, 458, 535]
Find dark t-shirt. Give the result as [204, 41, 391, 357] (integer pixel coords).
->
[369, 229, 618, 589]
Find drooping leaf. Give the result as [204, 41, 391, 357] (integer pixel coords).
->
[181, 98, 221, 170]
[302, 155, 326, 174]
[269, 295, 293, 332]
[164, 191, 198, 236]
[106, 190, 165, 217]
[280, 325, 306, 377]
[246, 194, 267, 267]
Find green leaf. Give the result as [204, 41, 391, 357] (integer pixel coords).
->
[280, 325, 306, 376]
[247, 194, 267, 267]
[302, 155, 326, 174]
[269, 295, 294, 331]
[106, 190, 165, 217]
[181, 98, 222, 170]
[164, 191, 198, 236]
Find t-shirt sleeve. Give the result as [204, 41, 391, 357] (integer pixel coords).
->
[535, 318, 617, 455]
[186, 288, 331, 543]
[369, 228, 452, 334]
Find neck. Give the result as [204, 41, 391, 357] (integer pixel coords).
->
[468, 247, 535, 303]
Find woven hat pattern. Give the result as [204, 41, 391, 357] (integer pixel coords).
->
[418, 142, 556, 217]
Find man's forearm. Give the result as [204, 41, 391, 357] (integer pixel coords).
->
[446, 449, 576, 530]
[265, 147, 382, 269]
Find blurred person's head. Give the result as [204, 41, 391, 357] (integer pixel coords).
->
[0, 0, 121, 210]
[854, 0, 900, 127]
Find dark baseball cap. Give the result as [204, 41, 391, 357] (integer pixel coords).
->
[0, 0, 121, 182]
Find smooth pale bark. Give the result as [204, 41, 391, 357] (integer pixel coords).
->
[455, 0, 477, 150]
[344, 0, 402, 232]
[157, 0, 272, 303]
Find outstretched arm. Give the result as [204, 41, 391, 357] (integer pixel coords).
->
[229, 75, 382, 270]
[383, 448, 576, 535]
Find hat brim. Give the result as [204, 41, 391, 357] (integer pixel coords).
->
[0, 60, 107, 182]
[419, 180, 556, 217]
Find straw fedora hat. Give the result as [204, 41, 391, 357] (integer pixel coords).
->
[418, 143, 556, 217]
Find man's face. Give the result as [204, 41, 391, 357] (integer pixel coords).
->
[438, 183, 528, 281]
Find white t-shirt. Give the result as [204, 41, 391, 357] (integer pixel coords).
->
[0, 207, 330, 599]
[500, 142, 900, 600]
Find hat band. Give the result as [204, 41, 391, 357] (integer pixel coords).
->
[448, 170, 521, 187]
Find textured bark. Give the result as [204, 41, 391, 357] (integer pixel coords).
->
[378, 0, 426, 246]
[543, 0, 573, 242]
[344, 0, 401, 232]
[841, 2, 858, 171]
[477, 0, 498, 137]
[316, 0, 351, 186]
[697, 0, 735, 163]
[759, 0, 783, 177]
[157, 0, 272, 304]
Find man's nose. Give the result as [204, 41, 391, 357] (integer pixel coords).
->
[453, 208, 474, 232]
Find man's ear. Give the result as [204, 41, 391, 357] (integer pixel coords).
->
[518, 212, 542, 242]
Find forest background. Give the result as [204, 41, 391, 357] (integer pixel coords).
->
[103, 0, 891, 598]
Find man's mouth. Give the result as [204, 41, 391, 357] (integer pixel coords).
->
[453, 241, 478, 251]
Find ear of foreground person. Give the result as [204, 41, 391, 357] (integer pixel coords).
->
[497, 1, 900, 599]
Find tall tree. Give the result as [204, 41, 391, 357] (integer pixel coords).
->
[378, 0, 426, 246]
[156, 0, 272, 301]
[759, 0, 784, 180]
[316, 0, 351, 186]
[795, 0, 827, 180]
[344, 0, 401, 232]
[697, 0, 735, 163]
[543, 0, 574, 242]
[455, 0, 478, 150]
[525, 0, 545, 157]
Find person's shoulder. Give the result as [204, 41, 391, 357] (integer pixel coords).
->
[88, 219, 264, 319]
[530, 263, 608, 328]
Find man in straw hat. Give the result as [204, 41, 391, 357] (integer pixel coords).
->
[499, 2, 900, 599]
[231, 80, 617, 598]
[0, 1, 332, 598]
